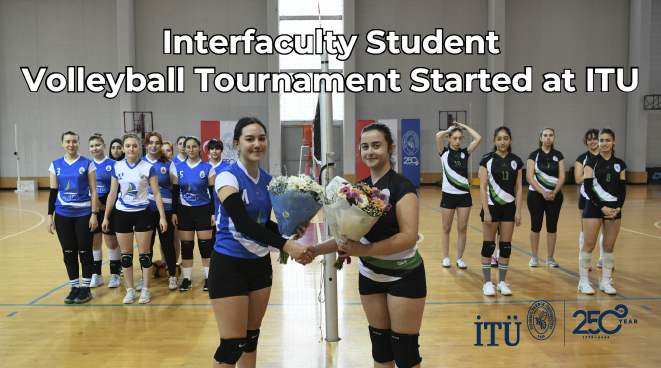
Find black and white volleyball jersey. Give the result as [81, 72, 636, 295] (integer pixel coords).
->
[480, 152, 524, 205]
[439, 145, 470, 195]
[528, 148, 564, 192]
[584, 154, 627, 206]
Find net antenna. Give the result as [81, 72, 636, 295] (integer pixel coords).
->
[123, 111, 154, 156]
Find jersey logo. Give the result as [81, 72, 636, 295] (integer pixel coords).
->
[614, 164, 621, 173]
[511, 160, 517, 170]
[64, 181, 76, 194]
[553, 156, 558, 162]
[242, 189, 249, 204]
[106, 165, 112, 171]
[461, 152, 465, 159]
[256, 210, 262, 223]
[118, 172, 125, 180]
[160, 167, 167, 174]
[79, 167, 85, 174]
[200, 170, 205, 178]
[125, 183, 139, 200]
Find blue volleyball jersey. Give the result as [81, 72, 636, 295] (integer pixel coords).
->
[93, 157, 115, 197]
[214, 161, 273, 259]
[175, 160, 216, 207]
[173, 155, 185, 165]
[212, 161, 231, 216]
[49, 155, 96, 217]
[112, 159, 156, 212]
[142, 157, 174, 212]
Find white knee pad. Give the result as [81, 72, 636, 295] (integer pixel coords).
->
[579, 252, 592, 276]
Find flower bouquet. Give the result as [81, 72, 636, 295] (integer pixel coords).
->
[323, 176, 391, 270]
[268, 174, 323, 264]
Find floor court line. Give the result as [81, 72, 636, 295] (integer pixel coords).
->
[0, 207, 46, 242]
[620, 226, 661, 240]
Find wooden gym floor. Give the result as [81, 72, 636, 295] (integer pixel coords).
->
[0, 185, 660, 367]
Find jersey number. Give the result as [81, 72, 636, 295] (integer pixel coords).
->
[454, 160, 461, 166]
[179, 170, 184, 178]
[547, 163, 550, 169]
[502, 171, 509, 181]
[56, 168, 61, 175]
[606, 174, 611, 182]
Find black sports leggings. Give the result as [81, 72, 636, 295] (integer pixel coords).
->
[527, 190, 564, 233]
[149, 210, 177, 276]
[55, 213, 94, 280]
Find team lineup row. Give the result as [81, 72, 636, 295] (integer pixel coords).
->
[46, 119, 625, 367]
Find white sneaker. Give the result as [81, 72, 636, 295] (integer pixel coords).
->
[577, 282, 595, 295]
[168, 276, 178, 290]
[456, 258, 467, 269]
[599, 280, 617, 295]
[123, 288, 136, 304]
[139, 288, 151, 304]
[483, 282, 496, 296]
[497, 281, 512, 295]
[529, 257, 538, 267]
[136, 278, 144, 291]
[90, 274, 104, 287]
[442, 258, 451, 268]
[108, 274, 121, 288]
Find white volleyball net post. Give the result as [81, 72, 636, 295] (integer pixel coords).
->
[14, 124, 27, 193]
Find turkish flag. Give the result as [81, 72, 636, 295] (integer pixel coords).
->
[201, 121, 220, 161]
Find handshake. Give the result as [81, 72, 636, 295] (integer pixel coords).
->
[283, 241, 318, 266]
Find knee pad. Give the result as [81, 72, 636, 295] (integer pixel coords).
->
[214, 337, 247, 365]
[121, 252, 133, 268]
[63, 249, 78, 265]
[181, 240, 194, 260]
[198, 239, 213, 259]
[579, 252, 592, 275]
[139, 253, 153, 269]
[244, 329, 260, 353]
[499, 242, 512, 258]
[78, 249, 93, 264]
[481, 241, 496, 258]
[369, 326, 394, 363]
[390, 331, 422, 368]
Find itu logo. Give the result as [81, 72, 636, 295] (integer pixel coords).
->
[402, 131, 420, 156]
[527, 300, 556, 340]
[474, 315, 521, 346]
[573, 304, 633, 338]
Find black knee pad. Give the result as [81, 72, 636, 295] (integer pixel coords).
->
[481, 241, 496, 258]
[391, 331, 422, 368]
[499, 241, 512, 258]
[181, 240, 194, 260]
[369, 326, 394, 363]
[121, 252, 133, 268]
[244, 329, 260, 353]
[63, 249, 78, 265]
[139, 253, 152, 269]
[214, 337, 247, 365]
[198, 238, 213, 259]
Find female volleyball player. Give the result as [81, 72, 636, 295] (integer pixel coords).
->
[209, 138, 229, 241]
[479, 126, 523, 296]
[575, 129, 605, 270]
[209, 117, 312, 367]
[526, 127, 565, 268]
[174, 135, 187, 165]
[142, 132, 179, 290]
[109, 138, 124, 161]
[102, 133, 167, 304]
[163, 141, 174, 159]
[88, 133, 121, 288]
[578, 128, 626, 295]
[46, 130, 98, 304]
[436, 121, 482, 269]
[172, 136, 216, 291]
[311, 123, 425, 368]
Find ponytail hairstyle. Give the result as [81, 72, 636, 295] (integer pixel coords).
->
[582, 129, 599, 146]
[109, 138, 124, 161]
[89, 132, 104, 144]
[599, 128, 616, 156]
[360, 122, 396, 169]
[538, 126, 555, 149]
[491, 126, 513, 153]
[121, 132, 142, 147]
[233, 116, 268, 157]
[143, 131, 170, 163]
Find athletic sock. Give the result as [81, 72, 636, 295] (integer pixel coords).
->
[183, 267, 193, 280]
[498, 264, 508, 283]
[599, 235, 604, 260]
[204, 267, 209, 278]
[93, 249, 103, 275]
[70, 279, 80, 288]
[579, 251, 592, 284]
[579, 232, 584, 251]
[82, 278, 91, 287]
[481, 263, 491, 283]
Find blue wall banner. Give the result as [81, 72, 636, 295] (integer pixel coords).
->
[401, 119, 421, 187]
